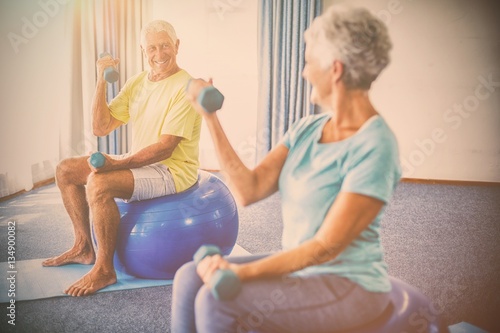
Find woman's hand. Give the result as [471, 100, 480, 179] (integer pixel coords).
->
[196, 254, 240, 284]
[185, 78, 217, 117]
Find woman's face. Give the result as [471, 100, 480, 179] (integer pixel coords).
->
[302, 40, 334, 109]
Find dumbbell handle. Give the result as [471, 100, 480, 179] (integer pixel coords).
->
[89, 152, 105, 168]
[193, 245, 241, 300]
[99, 52, 119, 83]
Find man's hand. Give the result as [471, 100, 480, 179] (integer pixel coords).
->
[96, 55, 120, 82]
[87, 152, 118, 173]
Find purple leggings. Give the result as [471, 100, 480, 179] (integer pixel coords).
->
[171, 254, 390, 333]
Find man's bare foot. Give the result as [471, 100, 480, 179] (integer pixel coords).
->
[64, 266, 117, 296]
[42, 247, 95, 267]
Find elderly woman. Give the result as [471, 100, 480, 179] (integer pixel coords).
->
[172, 4, 401, 333]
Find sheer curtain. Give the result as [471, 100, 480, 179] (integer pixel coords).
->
[60, 0, 150, 160]
[0, 0, 148, 199]
[256, 0, 322, 161]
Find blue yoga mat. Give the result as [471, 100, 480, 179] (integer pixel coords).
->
[448, 322, 489, 333]
[0, 244, 249, 302]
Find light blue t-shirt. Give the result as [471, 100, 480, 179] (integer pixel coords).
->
[279, 113, 401, 292]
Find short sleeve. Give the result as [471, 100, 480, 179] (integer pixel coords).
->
[160, 88, 197, 140]
[279, 114, 325, 149]
[279, 121, 298, 149]
[341, 138, 401, 203]
[109, 79, 134, 124]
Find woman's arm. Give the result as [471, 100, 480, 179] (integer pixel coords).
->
[198, 192, 385, 284]
[204, 115, 288, 206]
[233, 192, 385, 281]
[187, 79, 288, 206]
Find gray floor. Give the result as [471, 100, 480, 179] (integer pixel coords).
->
[0, 180, 499, 332]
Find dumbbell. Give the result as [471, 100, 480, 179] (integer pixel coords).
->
[193, 245, 241, 300]
[187, 80, 225, 113]
[99, 52, 119, 83]
[89, 152, 105, 168]
[198, 86, 224, 113]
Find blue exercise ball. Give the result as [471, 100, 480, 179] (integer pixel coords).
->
[112, 170, 239, 279]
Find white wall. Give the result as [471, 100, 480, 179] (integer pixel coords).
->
[1, 0, 498, 197]
[151, 0, 500, 181]
[324, 0, 500, 182]
[148, 0, 259, 169]
[0, 0, 71, 195]
[0, 0, 259, 197]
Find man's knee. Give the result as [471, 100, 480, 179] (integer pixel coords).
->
[86, 172, 111, 203]
[56, 157, 84, 185]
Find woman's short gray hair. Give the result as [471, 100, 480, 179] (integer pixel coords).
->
[141, 20, 178, 46]
[305, 5, 392, 89]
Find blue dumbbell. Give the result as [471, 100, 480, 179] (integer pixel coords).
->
[187, 80, 224, 113]
[89, 152, 105, 168]
[198, 86, 224, 113]
[193, 245, 241, 300]
[99, 52, 119, 83]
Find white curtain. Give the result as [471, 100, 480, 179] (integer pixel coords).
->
[60, 0, 150, 160]
[0, 0, 150, 199]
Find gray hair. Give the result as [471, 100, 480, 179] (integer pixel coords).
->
[141, 20, 178, 46]
[305, 5, 392, 89]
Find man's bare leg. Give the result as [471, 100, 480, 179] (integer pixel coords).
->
[64, 169, 134, 296]
[43, 157, 96, 266]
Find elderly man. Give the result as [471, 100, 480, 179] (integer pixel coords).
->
[43, 20, 201, 296]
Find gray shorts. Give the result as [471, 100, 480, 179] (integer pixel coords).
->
[113, 154, 177, 202]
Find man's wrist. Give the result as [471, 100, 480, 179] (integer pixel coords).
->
[96, 77, 107, 87]
[113, 157, 129, 171]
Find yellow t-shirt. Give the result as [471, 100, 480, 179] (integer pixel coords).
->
[109, 69, 201, 192]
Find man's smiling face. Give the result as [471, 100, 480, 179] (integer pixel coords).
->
[142, 30, 179, 76]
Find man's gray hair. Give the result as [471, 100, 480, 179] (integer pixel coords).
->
[305, 5, 392, 89]
[141, 20, 178, 46]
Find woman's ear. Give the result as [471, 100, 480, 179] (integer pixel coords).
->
[331, 60, 344, 84]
